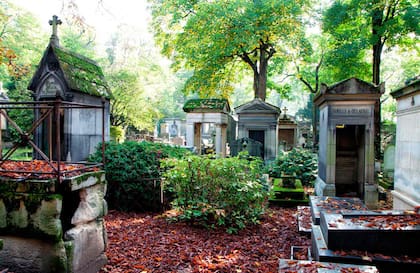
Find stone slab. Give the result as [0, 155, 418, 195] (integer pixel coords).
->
[278, 259, 378, 273]
[297, 206, 312, 234]
[320, 211, 420, 256]
[312, 225, 420, 273]
[310, 196, 367, 225]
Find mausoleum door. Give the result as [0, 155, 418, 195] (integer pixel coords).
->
[335, 125, 365, 198]
[249, 130, 264, 158]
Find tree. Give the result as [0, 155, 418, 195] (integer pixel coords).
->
[323, 0, 419, 158]
[107, 69, 161, 132]
[149, 0, 310, 101]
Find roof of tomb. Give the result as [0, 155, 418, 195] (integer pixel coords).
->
[28, 16, 111, 99]
[391, 76, 420, 99]
[183, 98, 231, 113]
[314, 77, 384, 106]
[235, 98, 280, 115]
[28, 44, 111, 99]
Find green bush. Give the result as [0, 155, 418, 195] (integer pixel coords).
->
[267, 148, 318, 186]
[89, 141, 190, 211]
[161, 153, 268, 234]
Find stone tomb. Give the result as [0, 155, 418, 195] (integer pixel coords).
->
[309, 196, 367, 225]
[183, 99, 233, 157]
[390, 77, 420, 210]
[28, 16, 111, 162]
[312, 211, 420, 273]
[278, 259, 378, 273]
[277, 107, 297, 151]
[235, 98, 280, 161]
[314, 78, 383, 208]
[0, 170, 108, 273]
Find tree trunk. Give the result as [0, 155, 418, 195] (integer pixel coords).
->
[372, 5, 384, 160]
[257, 48, 268, 101]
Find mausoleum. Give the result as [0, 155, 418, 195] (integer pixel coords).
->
[391, 77, 420, 210]
[313, 78, 383, 208]
[235, 98, 280, 161]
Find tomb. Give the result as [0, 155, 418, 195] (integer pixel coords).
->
[313, 78, 384, 208]
[235, 98, 280, 160]
[183, 99, 234, 157]
[28, 16, 111, 162]
[278, 259, 379, 273]
[277, 107, 297, 151]
[390, 77, 420, 210]
[0, 16, 108, 273]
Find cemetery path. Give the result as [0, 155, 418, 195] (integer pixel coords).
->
[100, 207, 310, 273]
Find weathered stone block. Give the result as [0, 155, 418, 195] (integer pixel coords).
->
[64, 220, 107, 273]
[31, 198, 63, 240]
[0, 236, 67, 273]
[71, 183, 106, 225]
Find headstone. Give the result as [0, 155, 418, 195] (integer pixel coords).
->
[391, 77, 420, 210]
[383, 145, 395, 178]
[278, 106, 298, 151]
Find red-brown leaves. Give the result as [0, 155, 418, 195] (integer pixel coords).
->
[0, 160, 99, 179]
[100, 207, 311, 273]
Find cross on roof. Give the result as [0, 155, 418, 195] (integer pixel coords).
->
[282, 106, 288, 116]
[49, 15, 62, 46]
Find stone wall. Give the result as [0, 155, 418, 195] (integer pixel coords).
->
[391, 79, 420, 210]
[0, 171, 107, 273]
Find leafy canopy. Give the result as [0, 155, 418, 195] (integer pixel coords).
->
[150, 0, 310, 99]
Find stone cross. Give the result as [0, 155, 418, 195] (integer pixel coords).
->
[49, 15, 62, 46]
[282, 106, 288, 118]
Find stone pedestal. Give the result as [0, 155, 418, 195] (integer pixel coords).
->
[0, 171, 107, 273]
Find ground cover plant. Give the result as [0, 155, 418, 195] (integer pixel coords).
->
[100, 207, 310, 273]
[162, 153, 268, 234]
[89, 141, 190, 211]
[266, 148, 317, 186]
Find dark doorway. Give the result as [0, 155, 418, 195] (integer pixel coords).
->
[335, 125, 365, 198]
[249, 130, 264, 158]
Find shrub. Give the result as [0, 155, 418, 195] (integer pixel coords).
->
[267, 148, 317, 186]
[89, 141, 190, 211]
[161, 153, 268, 233]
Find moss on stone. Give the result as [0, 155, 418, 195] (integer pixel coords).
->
[9, 200, 29, 228]
[0, 238, 3, 250]
[64, 240, 74, 273]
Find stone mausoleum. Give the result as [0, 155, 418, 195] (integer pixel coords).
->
[0, 16, 109, 273]
[391, 77, 420, 210]
[313, 78, 383, 208]
[28, 16, 111, 162]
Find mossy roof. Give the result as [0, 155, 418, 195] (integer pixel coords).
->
[183, 98, 230, 113]
[52, 46, 111, 98]
[29, 44, 111, 99]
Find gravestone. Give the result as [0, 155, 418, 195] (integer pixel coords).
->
[390, 77, 420, 210]
[230, 137, 263, 158]
[383, 145, 395, 178]
[235, 98, 280, 161]
[28, 15, 111, 162]
[313, 78, 383, 208]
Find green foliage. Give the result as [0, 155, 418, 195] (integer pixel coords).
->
[89, 141, 190, 212]
[106, 69, 162, 132]
[267, 148, 317, 186]
[161, 153, 268, 233]
[149, 0, 310, 99]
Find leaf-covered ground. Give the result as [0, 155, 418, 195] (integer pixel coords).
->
[100, 207, 310, 273]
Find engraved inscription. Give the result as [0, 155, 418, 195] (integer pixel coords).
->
[331, 107, 371, 115]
